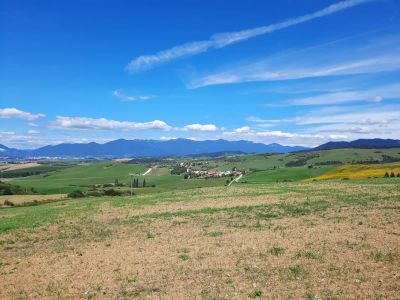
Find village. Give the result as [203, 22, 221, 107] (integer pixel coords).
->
[177, 162, 244, 179]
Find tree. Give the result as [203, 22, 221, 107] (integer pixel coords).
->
[384, 172, 389, 178]
[143, 179, 146, 188]
[397, 173, 400, 178]
[114, 178, 119, 186]
[390, 171, 395, 178]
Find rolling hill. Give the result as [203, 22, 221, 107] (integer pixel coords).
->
[314, 139, 400, 150]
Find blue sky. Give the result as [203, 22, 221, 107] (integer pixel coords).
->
[1, 0, 400, 148]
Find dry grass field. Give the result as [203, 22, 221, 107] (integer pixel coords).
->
[0, 163, 41, 171]
[0, 180, 399, 299]
[0, 194, 66, 207]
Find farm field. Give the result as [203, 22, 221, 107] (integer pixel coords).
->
[308, 162, 400, 181]
[0, 194, 66, 207]
[242, 166, 333, 184]
[0, 180, 399, 299]
[5, 148, 400, 197]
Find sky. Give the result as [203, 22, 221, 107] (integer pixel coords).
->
[1, 0, 400, 149]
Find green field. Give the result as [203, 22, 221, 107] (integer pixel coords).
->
[6, 148, 400, 195]
[1, 149, 400, 298]
[9, 162, 146, 194]
[242, 166, 333, 183]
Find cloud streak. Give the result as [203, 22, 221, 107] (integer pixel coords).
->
[189, 56, 400, 89]
[126, 0, 372, 72]
[112, 89, 150, 101]
[289, 83, 400, 106]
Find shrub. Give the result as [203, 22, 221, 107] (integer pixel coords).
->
[171, 165, 187, 175]
[68, 190, 85, 198]
[85, 191, 103, 197]
[4, 199, 14, 206]
[390, 171, 395, 178]
[103, 188, 122, 196]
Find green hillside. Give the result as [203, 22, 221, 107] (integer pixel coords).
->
[242, 166, 333, 184]
[10, 162, 147, 194]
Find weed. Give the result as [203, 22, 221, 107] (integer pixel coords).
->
[270, 246, 285, 256]
[370, 251, 398, 263]
[208, 231, 223, 237]
[179, 254, 189, 261]
[288, 264, 308, 280]
[249, 289, 263, 298]
[296, 251, 317, 259]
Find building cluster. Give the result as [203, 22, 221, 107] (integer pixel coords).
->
[190, 169, 242, 178]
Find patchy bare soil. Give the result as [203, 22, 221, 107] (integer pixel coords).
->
[0, 181, 399, 299]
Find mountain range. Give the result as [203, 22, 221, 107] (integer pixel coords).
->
[0, 139, 307, 158]
[0, 138, 399, 158]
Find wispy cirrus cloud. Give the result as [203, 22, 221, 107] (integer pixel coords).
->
[112, 89, 150, 101]
[188, 32, 400, 89]
[189, 55, 400, 89]
[126, 0, 373, 72]
[289, 83, 400, 106]
[0, 108, 45, 121]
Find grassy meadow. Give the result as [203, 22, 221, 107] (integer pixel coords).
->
[0, 180, 399, 299]
[1, 148, 400, 298]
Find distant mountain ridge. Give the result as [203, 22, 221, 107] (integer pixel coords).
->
[314, 139, 400, 150]
[1, 138, 399, 158]
[0, 138, 308, 158]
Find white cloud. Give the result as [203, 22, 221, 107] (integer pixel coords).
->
[159, 136, 178, 141]
[52, 116, 172, 131]
[112, 89, 150, 101]
[182, 123, 217, 132]
[27, 130, 39, 134]
[0, 108, 45, 121]
[126, 0, 372, 72]
[234, 126, 251, 133]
